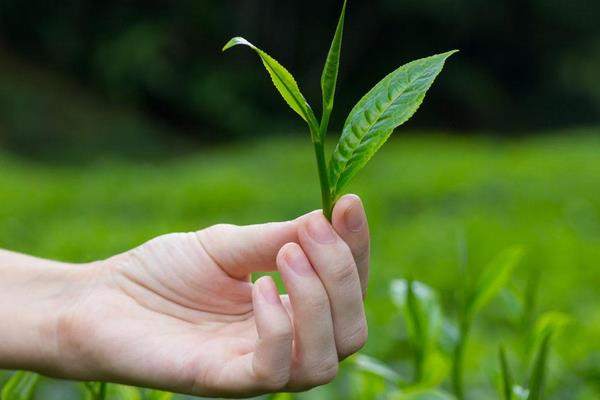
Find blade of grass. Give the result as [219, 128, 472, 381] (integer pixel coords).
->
[527, 330, 553, 400]
[0, 372, 40, 400]
[499, 346, 514, 400]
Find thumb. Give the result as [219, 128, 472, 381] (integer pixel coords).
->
[196, 212, 318, 279]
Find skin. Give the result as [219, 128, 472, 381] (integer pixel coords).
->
[0, 194, 369, 397]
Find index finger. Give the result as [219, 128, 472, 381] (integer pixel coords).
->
[331, 194, 370, 296]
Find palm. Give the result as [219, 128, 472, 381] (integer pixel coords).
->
[77, 232, 266, 396]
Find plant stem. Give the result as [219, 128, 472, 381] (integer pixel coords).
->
[311, 108, 333, 220]
[313, 138, 333, 220]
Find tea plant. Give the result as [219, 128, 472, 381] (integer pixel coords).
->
[452, 246, 524, 399]
[223, 0, 456, 219]
[499, 311, 570, 400]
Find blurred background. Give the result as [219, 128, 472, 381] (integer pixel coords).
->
[0, 0, 599, 158]
[0, 0, 599, 399]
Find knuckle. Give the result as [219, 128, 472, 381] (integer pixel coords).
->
[304, 293, 330, 315]
[339, 322, 368, 359]
[202, 223, 235, 237]
[269, 327, 293, 344]
[330, 257, 357, 286]
[255, 367, 289, 391]
[355, 241, 370, 267]
[305, 359, 339, 387]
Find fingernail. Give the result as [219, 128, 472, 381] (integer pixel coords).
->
[307, 214, 336, 243]
[258, 278, 281, 305]
[344, 204, 365, 232]
[283, 246, 313, 276]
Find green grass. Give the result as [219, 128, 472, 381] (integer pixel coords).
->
[1, 131, 599, 399]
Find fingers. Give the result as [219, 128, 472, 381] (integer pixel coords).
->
[332, 194, 370, 297]
[277, 243, 339, 390]
[197, 220, 299, 279]
[298, 209, 368, 360]
[251, 276, 293, 390]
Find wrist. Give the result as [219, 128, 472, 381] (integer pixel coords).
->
[0, 251, 103, 376]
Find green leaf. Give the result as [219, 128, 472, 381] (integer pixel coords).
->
[466, 246, 524, 321]
[329, 50, 457, 196]
[271, 393, 294, 400]
[320, 0, 346, 114]
[104, 384, 141, 400]
[1, 372, 40, 400]
[350, 354, 401, 383]
[390, 280, 443, 353]
[527, 330, 553, 400]
[499, 346, 514, 400]
[223, 37, 318, 129]
[146, 389, 173, 400]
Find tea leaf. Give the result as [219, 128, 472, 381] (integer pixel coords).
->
[321, 0, 346, 115]
[390, 279, 442, 351]
[466, 246, 524, 321]
[329, 50, 457, 196]
[527, 330, 553, 400]
[499, 346, 514, 400]
[0, 372, 39, 400]
[223, 37, 318, 129]
[351, 354, 401, 383]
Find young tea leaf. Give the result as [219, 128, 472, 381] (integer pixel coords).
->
[329, 50, 457, 197]
[465, 246, 524, 321]
[321, 0, 347, 116]
[0, 372, 39, 400]
[527, 330, 553, 400]
[390, 279, 443, 350]
[223, 37, 318, 130]
[499, 346, 514, 400]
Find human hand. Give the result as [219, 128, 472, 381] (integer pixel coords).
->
[50, 194, 369, 397]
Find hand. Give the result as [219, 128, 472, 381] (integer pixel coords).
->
[51, 194, 370, 397]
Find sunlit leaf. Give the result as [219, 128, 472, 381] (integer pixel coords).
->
[320, 0, 347, 115]
[223, 37, 318, 129]
[466, 246, 524, 321]
[350, 354, 401, 383]
[0, 372, 39, 400]
[329, 50, 457, 196]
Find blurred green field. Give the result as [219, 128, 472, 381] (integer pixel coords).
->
[1, 131, 599, 399]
